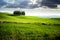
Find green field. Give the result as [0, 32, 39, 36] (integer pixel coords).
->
[0, 12, 60, 40]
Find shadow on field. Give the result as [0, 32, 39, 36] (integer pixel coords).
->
[0, 20, 60, 26]
[6, 14, 14, 16]
[51, 18, 60, 20]
[0, 30, 60, 40]
[55, 35, 60, 40]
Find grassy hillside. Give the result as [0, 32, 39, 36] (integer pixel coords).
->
[0, 12, 60, 24]
[0, 12, 60, 40]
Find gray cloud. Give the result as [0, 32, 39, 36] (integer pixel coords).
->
[0, 0, 60, 8]
[0, 0, 7, 8]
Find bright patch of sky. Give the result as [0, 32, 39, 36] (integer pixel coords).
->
[30, 0, 37, 4]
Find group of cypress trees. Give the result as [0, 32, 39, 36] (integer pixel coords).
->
[13, 11, 25, 16]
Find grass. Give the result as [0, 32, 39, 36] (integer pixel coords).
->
[0, 12, 60, 24]
[0, 12, 60, 40]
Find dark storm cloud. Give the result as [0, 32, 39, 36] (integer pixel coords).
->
[0, 0, 60, 8]
[46, 0, 60, 4]
[39, 0, 60, 8]
[0, 0, 7, 7]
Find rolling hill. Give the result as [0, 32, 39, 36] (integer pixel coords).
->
[0, 12, 60, 40]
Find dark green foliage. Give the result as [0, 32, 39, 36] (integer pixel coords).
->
[13, 11, 25, 16]
[22, 11, 25, 15]
[13, 11, 21, 16]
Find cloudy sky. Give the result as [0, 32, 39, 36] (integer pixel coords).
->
[0, 0, 60, 8]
